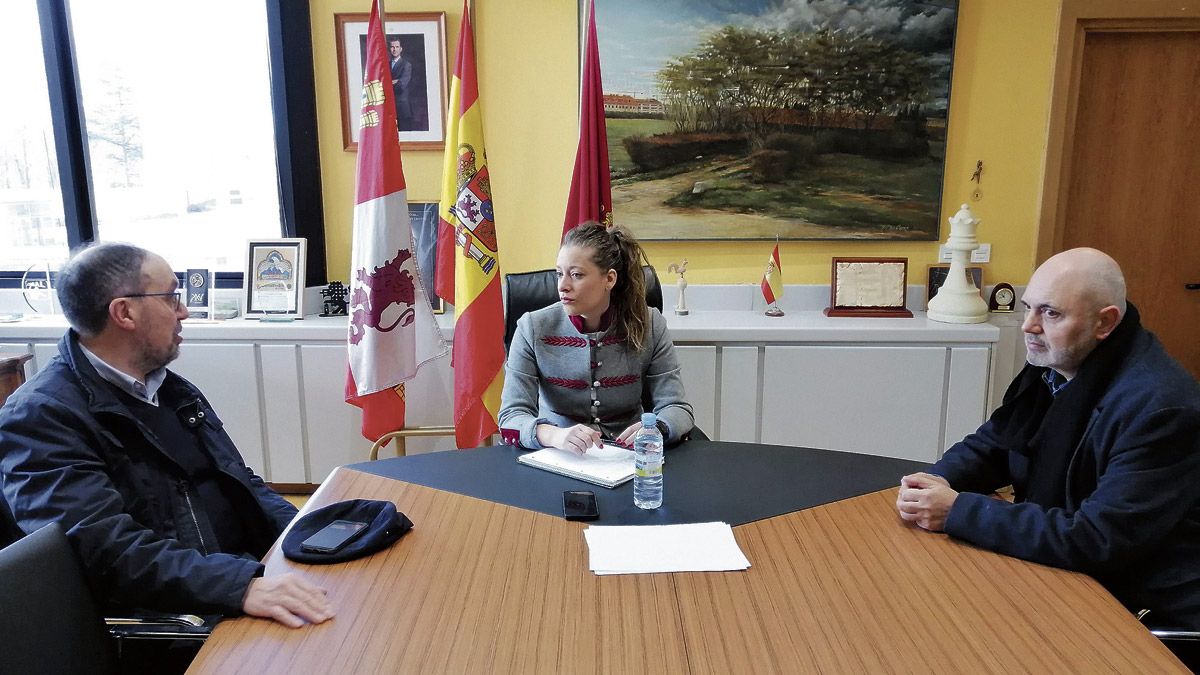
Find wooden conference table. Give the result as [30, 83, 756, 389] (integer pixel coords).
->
[189, 442, 1186, 674]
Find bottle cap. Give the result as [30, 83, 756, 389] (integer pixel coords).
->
[641, 412, 657, 427]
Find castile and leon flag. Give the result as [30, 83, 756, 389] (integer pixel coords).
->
[345, 0, 448, 441]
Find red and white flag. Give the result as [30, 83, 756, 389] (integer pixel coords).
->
[761, 244, 783, 306]
[562, 0, 612, 239]
[345, 0, 448, 441]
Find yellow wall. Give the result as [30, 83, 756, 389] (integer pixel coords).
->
[311, 0, 1060, 287]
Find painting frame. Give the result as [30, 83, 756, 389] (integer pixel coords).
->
[244, 238, 307, 319]
[926, 264, 984, 309]
[335, 12, 448, 151]
[587, 0, 960, 242]
[407, 201, 445, 314]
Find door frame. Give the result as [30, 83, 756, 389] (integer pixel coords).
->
[1036, 0, 1200, 263]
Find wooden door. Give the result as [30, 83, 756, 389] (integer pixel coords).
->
[1041, 6, 1200, 380]
[1060, 30, 1200, 378]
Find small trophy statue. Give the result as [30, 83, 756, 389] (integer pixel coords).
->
[667, 259, 689, 315]
[320, 282, 349, 317]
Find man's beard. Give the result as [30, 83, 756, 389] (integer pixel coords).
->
[1026, 336, 1098, 376]
[135, 336, 180, 374]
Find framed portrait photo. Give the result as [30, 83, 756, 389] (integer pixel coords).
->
[244, 239, 307, 319]
[335, 12, 448, 151]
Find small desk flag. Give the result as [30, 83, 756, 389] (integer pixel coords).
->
[345, 0, 448, 441]
[761, 244, 783, 306]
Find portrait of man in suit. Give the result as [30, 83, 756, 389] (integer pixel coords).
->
[387, 36, 414, 131]
[382, 33, 432, 134]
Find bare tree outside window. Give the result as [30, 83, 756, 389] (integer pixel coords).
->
[88, 74, 144, 188]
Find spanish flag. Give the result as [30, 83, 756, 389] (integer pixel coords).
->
[762, 244, 783, 306]
[434, 0, 505, 449]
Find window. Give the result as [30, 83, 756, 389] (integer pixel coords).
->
[0, 1, 68, 271]
[1, 0, 325, 285]
[70, 0, 281, 272]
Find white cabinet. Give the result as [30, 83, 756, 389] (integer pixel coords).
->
[667, 343, 990, 463]
[0, 301, 1002, 482]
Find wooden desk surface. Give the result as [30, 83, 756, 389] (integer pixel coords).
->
[189, 467, 1186, 674]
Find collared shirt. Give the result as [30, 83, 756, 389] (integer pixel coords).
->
[567, 305, 615, 334]
[79, 343, 167, 406]
[1042, 368, 1070, 397]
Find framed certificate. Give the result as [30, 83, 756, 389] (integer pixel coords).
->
[825, 257, 913, 318]
[244, 239, 307, 319]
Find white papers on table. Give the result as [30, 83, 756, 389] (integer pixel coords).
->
[584, 522, 751, 575]
[517, 445, 635, 488]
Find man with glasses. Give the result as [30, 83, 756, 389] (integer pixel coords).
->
[0, 243, 334, 631]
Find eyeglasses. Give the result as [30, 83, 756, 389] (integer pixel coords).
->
[122, 290, 183, 310]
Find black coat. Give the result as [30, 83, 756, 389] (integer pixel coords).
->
[0, 331, 297, 614]
[932, 326, 1200, 629]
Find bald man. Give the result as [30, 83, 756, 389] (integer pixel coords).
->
[898, 248, 1200, 631]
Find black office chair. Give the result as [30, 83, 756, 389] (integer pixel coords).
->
[503, 264, 663, 351]
[1138, 610, 1200, 670]
[0, 522, 116, 674]
[0, 509, 214, 673]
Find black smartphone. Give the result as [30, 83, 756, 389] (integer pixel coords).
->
[300, 519, 369, 554]
[563, 491, 599, 521]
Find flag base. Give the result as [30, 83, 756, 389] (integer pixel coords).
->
[765, 306, 785, 317]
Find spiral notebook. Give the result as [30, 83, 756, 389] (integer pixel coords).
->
[516, 445, 636, 488]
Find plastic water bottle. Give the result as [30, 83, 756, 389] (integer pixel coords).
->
[634, 412, 664, 509]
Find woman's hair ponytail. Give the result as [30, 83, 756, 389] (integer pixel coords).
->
[562, 221, 650, 351]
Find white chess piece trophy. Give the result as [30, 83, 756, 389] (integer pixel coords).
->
[927, 204, 988, 324]
[667, 259, 689, 316]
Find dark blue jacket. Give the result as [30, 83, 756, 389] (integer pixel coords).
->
[0, 331, 297, 615]
[932, 327, 1200, 629]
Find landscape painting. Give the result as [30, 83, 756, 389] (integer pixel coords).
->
[592, 0, 959, 241]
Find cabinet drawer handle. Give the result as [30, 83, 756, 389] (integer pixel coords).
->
[1187, 283, 1200, 290]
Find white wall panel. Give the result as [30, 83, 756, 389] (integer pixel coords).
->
[720, 346, 760, 442]
[301, 344, 367, 482]
[259, 345, 306, 482]
[762, 346, 946, 462]
[945, 347, 990, 458]
[674, 345, 716, 440]
[33, 343, 57, 374]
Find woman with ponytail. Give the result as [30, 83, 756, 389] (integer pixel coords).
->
[499, 222, 694, 455]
